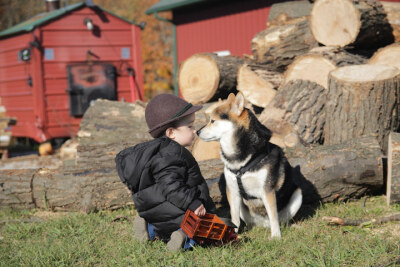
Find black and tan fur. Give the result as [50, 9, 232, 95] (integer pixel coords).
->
[197, 93, 302, 238]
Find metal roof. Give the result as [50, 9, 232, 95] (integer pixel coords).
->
[0, 2, 137, 39]
[145, 0, 208, 14]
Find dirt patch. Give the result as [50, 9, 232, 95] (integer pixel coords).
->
[33, 211, 78, 219]
[371, 222, 400, 240]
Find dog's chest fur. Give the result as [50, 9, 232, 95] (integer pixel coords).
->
[224, 167, 269, 198]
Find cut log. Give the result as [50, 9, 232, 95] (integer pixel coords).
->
[285, 136, 384, 203]
[191, 138, 220, 161]
[387, 132, 400, 205]
[310, 0, 394, 48]
[368, 42, 400, 70]
[284, 55, 336, 89]
[0, 157, 227, 211]
[251, 18, 319, 71]
[194, 136, 385, 204]
[0, 136, 384, 210]
[178, 53, 244, 104]
[284, 47, 367, 89]
[237, 64, 283, 108]
[76, 99, 151, 166]
[0, 169, 39, 209]
[324, 64, 400, 153]
[381, 1, 400, 42]
[266, 120, 303, 148]
[259, 79, 327, 145]
[267, 0, 313, 27]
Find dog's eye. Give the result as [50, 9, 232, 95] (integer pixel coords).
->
[210, 120, 215, 123]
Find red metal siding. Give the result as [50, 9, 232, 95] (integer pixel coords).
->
[40, 7, 142, 140]
[0, 33, 37, 139]
[174, 0, 274, 63]
[0, 6, 143, 142]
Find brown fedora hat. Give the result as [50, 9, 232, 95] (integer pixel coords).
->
[145, 93, 202, 138]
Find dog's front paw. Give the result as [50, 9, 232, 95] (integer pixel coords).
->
[270, 231, 281, 240]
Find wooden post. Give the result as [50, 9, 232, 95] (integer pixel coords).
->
[387, 132, 400, 205]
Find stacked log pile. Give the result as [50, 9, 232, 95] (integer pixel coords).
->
[177, 0, 400, 205]
[2, 0, 400, 211]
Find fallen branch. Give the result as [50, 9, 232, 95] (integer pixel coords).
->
[322, 213, 400, 226]
[111, 216, 129, 223]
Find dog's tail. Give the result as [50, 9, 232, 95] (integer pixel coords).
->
[278, 188, 302, 224]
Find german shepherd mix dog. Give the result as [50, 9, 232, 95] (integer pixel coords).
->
[197, 93, 302, 239]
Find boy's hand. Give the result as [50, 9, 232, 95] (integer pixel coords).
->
[194, 204, 206, 217]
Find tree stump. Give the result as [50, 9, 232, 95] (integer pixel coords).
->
[381, 1, 400, 42]
[310, 0, 394, 48]
[368, 42, 400, 70]
[387, 132, 400, 205]
[324, 64, 400, 153]
[178, 53, 244, 104]
[251, 18, 318, 71]
[259, 79, 327, 144]
[237, 64, 283, 108]
[284, 47, 367, 89]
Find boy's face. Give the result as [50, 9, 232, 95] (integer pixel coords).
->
[166, 113, 196, 147]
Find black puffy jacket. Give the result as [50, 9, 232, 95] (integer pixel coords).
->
[115, 136, 216, 235]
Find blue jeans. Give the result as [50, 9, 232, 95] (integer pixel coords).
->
[147, 223, 196, 250]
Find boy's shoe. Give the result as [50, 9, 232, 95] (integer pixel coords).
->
[133, 216, 149, 242]
[166, 230, 186, 251]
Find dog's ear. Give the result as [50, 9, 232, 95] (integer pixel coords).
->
[231, 92, 245, 116]
[226, 93, 235, 104]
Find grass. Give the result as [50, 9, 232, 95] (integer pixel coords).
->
[0, 196, 400, 267]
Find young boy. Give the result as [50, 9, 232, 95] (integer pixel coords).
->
[115, 93, 216, 251]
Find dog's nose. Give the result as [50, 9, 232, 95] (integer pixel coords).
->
[197, 126, 205, 136]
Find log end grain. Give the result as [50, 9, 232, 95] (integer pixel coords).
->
[330, 64, 400, 83]
[237, 64, 277, 108]
[178, 54, 220, 104]
[368, 42, 400, 70]
[284, 55, 336, 88]
[310, 0, 360, 47]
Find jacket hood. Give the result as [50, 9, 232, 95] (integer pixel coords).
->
[115, 138, 165, 193]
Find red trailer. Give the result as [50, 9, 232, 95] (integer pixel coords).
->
[0, 1, 143, 143]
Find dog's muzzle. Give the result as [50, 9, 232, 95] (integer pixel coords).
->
[196, 125, 205, 136]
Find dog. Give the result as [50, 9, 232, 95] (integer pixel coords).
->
[197, 92, 302, 239]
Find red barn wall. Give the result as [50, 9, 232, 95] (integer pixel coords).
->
[173, 0, 277, 63]
[0, 33, 38, 139]
[40, 7, 142, 140]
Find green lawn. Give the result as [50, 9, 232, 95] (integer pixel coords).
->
[1, 196, 399, 266]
